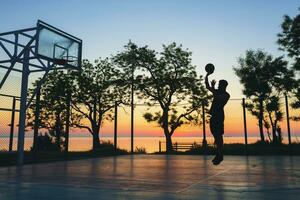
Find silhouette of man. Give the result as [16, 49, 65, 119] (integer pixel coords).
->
[205, 73, 230, 165]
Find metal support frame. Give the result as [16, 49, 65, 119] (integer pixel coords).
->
[0, 21, 81, 165]
[0, 27, 43, 166]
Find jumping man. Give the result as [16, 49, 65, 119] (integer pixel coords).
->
[205, 72, 230, 165]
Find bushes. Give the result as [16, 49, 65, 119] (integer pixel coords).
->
[135, 147, 147, 154]
[31, 132, 61, 151]
[91, 140, 128, 155]
[185, 142, 300, 155]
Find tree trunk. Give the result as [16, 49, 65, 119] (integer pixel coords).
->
[273, 120, 278, 143]
[165, 134, 173, 153]
[258, 98, 265, 141]
[90, 116, 101, 151]
[92, 133, 100, 151]
[277, 127, 282, 144]
[268, 112, 277, 143]
[162, 109, 173, 153]
[272, 127, 277, 143]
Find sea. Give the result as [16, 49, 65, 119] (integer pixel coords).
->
[0, 136, 298, 153]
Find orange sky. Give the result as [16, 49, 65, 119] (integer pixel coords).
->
[0, 74, 299, 139]
[0, 95, 299, 139]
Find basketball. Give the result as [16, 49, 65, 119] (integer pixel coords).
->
[205, 63, 215, 74]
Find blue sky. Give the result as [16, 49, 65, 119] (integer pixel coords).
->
[0, 0, 299, 98]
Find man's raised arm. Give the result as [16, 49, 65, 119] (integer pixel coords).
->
[205, 74, 215, 93]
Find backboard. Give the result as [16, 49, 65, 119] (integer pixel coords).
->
[36, 20, 82, 69]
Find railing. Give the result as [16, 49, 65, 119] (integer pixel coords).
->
[158, 141, 211, 152]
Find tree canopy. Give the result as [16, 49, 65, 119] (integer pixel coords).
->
[278, 8, 300, 120]
[27, 70, 74, 150]
[115, 42, 208, 152]
[70, 58, 130, 150]
[234, 49, 294, 142]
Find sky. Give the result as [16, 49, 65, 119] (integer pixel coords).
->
[0, 0, 299, 139]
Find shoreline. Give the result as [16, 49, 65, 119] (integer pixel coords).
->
[1, 142, 300, 167]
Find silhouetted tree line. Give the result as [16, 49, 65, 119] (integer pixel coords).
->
[27, 43, 209, 152]
[234, 8, 300, 143]
[26, 8, 300, 151]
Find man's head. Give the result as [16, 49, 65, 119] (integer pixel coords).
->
[218, 80, 228, 91]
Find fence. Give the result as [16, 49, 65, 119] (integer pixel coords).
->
[0, 94, 20, 151]
[1, 92, 299, 156]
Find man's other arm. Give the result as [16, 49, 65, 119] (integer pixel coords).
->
[205, 74, 215, 93]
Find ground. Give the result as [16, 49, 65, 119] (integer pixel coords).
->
[0, 155, 299, 200]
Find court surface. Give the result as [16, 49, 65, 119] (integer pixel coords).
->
[0, 155, 299, 200]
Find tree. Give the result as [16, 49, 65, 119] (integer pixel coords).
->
[234, 50, 294, 143]
[265, 96, 283, 142]
[70, 59, 129, 151]
[27, 70, 73, 151]
[278, 8, 300, 120]
[277, 8, 300, 63]
[115, 42, 208, 152]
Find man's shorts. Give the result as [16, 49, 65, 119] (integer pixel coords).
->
[209, 114, 224, 136]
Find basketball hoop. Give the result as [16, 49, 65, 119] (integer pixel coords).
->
[53, 55, 78, 66]
[36, 20, 82, 69]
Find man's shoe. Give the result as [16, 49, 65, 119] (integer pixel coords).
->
[212, 155, 223, 165]
[211, 155, 218, 163]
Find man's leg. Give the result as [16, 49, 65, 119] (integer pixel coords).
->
[215, 135, 223, 157]
[212, 135, 218, 163]
[213, 135, 224, 165]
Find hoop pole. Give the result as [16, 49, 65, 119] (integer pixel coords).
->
[285, 94, 292, 146]
[130, 67, 134, 153]
[242, 98, 248, 152]
[114, 101, 118, 150]
[65, 91, 71, 156]
[33, 87, 41, 154]
[17, 48, 30, 166]
[9, 97, 16, 151]
[159, 141, 161, 153]
[202, 101, 207, 148]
